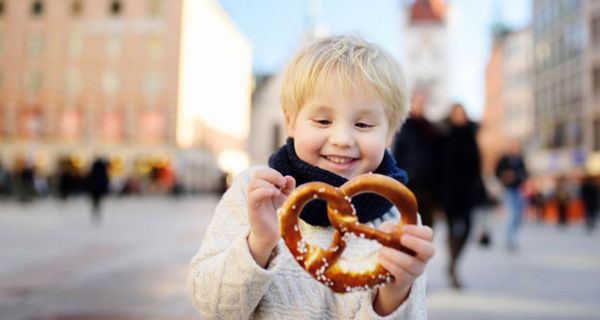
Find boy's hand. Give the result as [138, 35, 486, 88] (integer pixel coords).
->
[246, 168, 295, 267]
[374, 222, 435, 316]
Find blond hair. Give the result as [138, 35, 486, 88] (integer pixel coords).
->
[280, 35, 408, 129]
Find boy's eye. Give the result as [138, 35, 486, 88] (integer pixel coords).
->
[355, 122, 374, 129]
[313, 119, 331, 126]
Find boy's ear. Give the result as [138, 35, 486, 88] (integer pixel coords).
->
[283, 109, 294, 137]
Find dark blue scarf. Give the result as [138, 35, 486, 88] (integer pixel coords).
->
[268, 138, 408, 227]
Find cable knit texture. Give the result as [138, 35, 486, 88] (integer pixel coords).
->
[188, 166, 428, 319]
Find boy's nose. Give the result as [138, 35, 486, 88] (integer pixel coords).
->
[329, 126, 355, 147]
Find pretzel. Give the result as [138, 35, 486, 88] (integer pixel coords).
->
[278, 173, 418, 293]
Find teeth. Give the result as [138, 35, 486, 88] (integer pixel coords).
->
[326, 155, 354, 164]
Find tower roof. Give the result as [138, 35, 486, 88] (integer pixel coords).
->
[409, 0, 446, 24]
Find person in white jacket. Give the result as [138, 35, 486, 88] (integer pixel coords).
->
[189, 35, 435, 319]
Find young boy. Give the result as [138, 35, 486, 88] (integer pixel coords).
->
[189, 35, 435, 319]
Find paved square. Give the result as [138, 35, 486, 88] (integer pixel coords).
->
[1, 196, 599, 319]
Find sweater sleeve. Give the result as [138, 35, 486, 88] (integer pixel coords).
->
[355, 273, 428, 319]
[188, 167, 278, 320]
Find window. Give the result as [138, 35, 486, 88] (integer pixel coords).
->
[146, 35, 163, 59]
[24, 69, 42, 94]
[143, 72, 161, 97]
[570, 73, 583, 103]
[565, 120, 582, 146]
[566, 21, 584, 57]
[102, 70, 120, 95]
[65, 69, 81, 95]
[71, 0, 83, 16]
[26, 32, 43, 56]
[592, 14, 600, 47]
[593, 67, 600, 95]
[148, 0, 162, 17]
[58, 109, 81, 140]
[105, 34, 122, 58]
[110, 0, 122, 16]
[594, 119, 600, 150]
[551, 123, 565, 148]
[66, 32, 83, 57]
[31, 0, 43, 17]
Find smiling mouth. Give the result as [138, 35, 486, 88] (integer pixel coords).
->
[323, 155, 358, 165]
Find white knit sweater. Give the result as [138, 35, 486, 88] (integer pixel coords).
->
[188, 166, 428, 319]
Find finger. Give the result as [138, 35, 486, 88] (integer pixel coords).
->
[379, 221, 396, 233]
[402, 225, 434, 241]
[280, 176, 296, 195]
[400, 234, 436, 261]
[379, 247, 423, 278]
[254, 168, 287, 189]
[247, 176, 282, 195]
[247, 186, 280, 207]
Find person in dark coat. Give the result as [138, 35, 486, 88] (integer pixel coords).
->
[392, 90, 442, 228]
[86, 158, 110, 224]
[439, 103, 485, 289]
[581, 175, 599, 232]
[555, 176, 570, 227]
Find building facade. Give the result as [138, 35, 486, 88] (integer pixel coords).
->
[530, 0, 589, 176]
[503, 28, 534, 143]
[480, 28, 507, 177]
[0, 0, 251, 190]
[480, 27, 534, 177]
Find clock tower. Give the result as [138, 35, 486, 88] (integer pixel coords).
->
[404, 0, 449, 121]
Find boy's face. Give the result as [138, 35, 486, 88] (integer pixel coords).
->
[284, 76, 396, 180]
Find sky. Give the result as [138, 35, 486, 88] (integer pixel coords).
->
[217, 0, 532, 119]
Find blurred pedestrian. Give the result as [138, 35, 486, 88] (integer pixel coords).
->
[555, 176, 570, 228]
[57, 156, 78, 200]
[0, 158, 10, 198]
[526, 181, 545, 222]
[392, 90, 442, 228]
[439, 103, 485, 289]
[12, 156, 36, 202]
[580, 174, 598, 233]
[495, 140, 528, 251]
[86, 158, 110, 224]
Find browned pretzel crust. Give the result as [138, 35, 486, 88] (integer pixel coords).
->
[278, 173, 418, 293]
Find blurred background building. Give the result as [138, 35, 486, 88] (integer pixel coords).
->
[404, 0, 449, 121]
[478, 0, 599, 181]
[0, 0, 252, 194]
[480, 26, 534, 178]
[3, 0, 600, 204]
[528, 0, 587, 177]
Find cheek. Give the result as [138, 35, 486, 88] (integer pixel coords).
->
[293, 129, 324, 161]
[359, 134, 388, 163]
